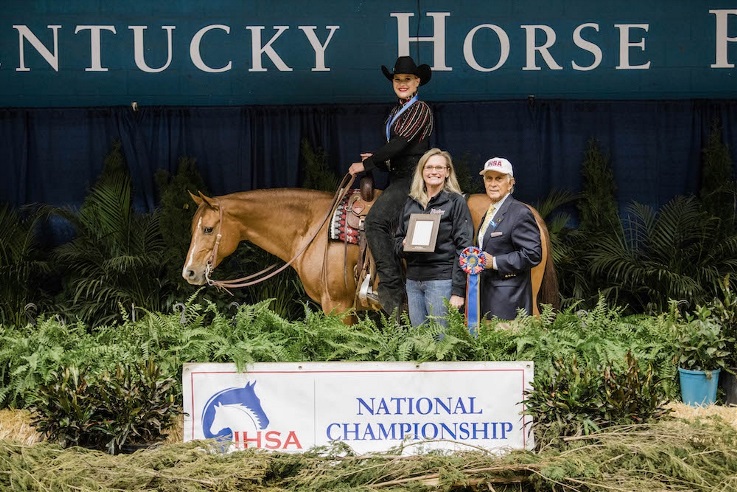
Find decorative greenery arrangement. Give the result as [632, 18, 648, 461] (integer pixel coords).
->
[590, 195, 737, 314]
[1, 295, 681, 454]
[50, 140, 173, 326]
[0, 204, 52, 327]
[552, 139, 616, 307]
[577, 138, 620, 235]
[706, 277, 737, 369]
[525, 352, 670, 443]
[549, 131, 737, 315]
[452, 151, 485, 195]
[154, 155, 209, 309]
[676, 306, 733, 373]
[28, 359, 181, 454]
[0, 316, 92, 409]
[700, 121, 737, 235]
[3, 418, 737, 491]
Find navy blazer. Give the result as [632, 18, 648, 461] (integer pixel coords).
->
[476, 196, 542, 320]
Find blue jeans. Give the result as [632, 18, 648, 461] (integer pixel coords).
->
[406, 279, 453, 328]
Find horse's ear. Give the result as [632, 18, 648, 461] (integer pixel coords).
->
[197, 191, 219, 210]
[188, 190, 203, 206]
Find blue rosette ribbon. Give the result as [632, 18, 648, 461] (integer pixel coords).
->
[459, 246, 486, 336]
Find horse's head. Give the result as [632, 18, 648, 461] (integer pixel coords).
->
[203, 382, 270, 439]
[182, 191, 242, 285]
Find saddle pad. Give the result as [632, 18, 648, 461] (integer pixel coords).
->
[330, 189, 364, 245]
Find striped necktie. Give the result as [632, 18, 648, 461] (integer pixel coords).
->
[478, 204, 496, 246]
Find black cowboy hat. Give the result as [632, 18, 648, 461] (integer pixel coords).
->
[381, 56, 432, 86]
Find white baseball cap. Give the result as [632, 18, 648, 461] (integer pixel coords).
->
[479, 157, 514, 177]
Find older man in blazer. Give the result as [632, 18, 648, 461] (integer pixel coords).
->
[476, 157, 542, 320]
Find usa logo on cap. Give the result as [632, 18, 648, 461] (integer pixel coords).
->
[479, 157, 514, 177]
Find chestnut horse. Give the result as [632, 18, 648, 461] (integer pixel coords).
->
[182, 188, 558, 318]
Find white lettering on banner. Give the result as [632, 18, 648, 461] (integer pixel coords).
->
[298, 25, 340, 71]
[392, 12, 451, 71]
[615, 24, 650, 69]
[8, 24, 339, 73]
[572, 23, 602, 71]
[129, 25, 175, 73]
[463, 24, 509, 72]
[522, 25, 563, 71]
[74, 25, 116, 72]
[395, 12, 653, 73]
[711, 9, 737, 68]
[13, 25, 60, 71]
[247, 26, 292, 72]
[190, 25, 232, 73]
[7, 10, 735, 77]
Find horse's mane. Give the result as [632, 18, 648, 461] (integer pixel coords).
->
[222, 188, 334, 202]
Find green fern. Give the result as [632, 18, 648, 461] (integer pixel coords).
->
[578, 138, 620, 235]
[700, 121, 736, 234]
[52, 141, 173, 326]
[0, 204, 53, 326]
[588, 196, 737, 313]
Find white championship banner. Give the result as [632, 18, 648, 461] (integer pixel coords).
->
[183, 361, 534, 454]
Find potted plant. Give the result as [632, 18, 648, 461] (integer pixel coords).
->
[676, 306, 733, 406]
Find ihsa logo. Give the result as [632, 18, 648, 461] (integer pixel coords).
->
[202, 381, 302, 450]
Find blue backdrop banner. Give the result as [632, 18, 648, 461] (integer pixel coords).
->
[2, 100, 736, 214]
[0, 1, 735, 106]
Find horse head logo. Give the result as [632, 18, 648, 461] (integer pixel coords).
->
[202, 381, 270, 440]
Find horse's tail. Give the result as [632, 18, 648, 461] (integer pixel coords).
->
[537, 219, 561, 311]
[528, 205, 561, 313]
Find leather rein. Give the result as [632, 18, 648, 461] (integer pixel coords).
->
[204, 174, 356, 292]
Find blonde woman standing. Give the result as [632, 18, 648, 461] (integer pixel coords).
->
[394, 148, 473, 327]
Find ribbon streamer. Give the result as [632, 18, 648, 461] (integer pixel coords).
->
[459, 246, 486, 336]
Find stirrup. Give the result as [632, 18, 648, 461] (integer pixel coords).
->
[358, 273, 373, 302]
[358, 273, 383, 311]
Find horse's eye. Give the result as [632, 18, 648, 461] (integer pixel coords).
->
[203, 226, 214, 234]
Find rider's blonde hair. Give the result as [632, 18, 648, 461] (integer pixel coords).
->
[409, 148, 463, 208]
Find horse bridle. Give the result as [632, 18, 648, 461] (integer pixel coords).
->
[203, 173, 356, 293]
[204, 202, 280, 291]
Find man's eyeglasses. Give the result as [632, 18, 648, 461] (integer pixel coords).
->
[424, 165, 448, 172]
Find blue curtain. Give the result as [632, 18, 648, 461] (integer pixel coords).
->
[1, 100, 736, 213]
